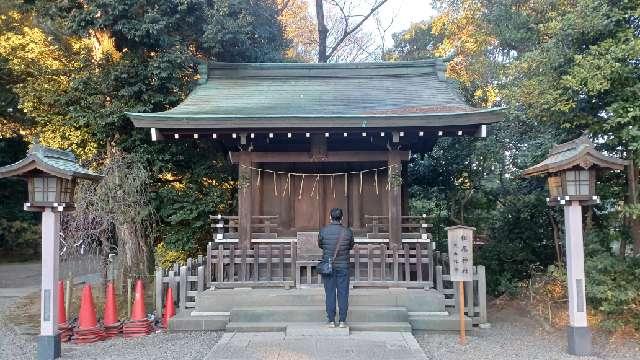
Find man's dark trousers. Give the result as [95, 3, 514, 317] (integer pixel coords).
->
[322, 266, 350, 322]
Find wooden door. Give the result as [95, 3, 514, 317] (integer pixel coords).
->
[294, 175, 322, 231]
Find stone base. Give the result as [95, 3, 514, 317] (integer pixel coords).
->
[37, 334, 61, 360]
[567, 326, 592, 356]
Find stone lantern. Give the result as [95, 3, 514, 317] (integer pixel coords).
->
[0, 143, 101, 359]
[524, 135, 628, 356]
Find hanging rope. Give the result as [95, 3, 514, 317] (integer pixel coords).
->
[298, 174, 305, 199]
[344, 173, 348, 197]
[331, 174, 335, 198]
[273, 171, 278, 196]
[374, 169, 379, 196]
[235, 164, 398, 199]
[310, 174, 320, 199]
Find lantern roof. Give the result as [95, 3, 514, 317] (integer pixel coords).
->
[0, 143, 101, 180]
[523, 136, 629, 177]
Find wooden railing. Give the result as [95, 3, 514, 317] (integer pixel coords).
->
[154, 256, 206, 312]
[206, 242, 296, 288]
[435, 264, 487, 325]
[209, 214, 281, 241]
[296, 242, 435, 289]
[364, 215, 433, 239]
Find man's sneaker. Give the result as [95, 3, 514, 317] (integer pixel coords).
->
[327, 321, 336, 328]
[338, 322, 346, 328]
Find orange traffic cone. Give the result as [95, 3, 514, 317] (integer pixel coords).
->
[162, 287, 176, 328]
[130, 280, 146, 321]
[57, 280, 72, 342]
[123, 279, 153, 337]
[73, 284, 105, 344]
[102, 281, 121, 338]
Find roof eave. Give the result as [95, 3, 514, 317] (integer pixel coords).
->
[523, 150, 629, 177]
[0, 156, 102, 181]
[127, 108, 505, 129]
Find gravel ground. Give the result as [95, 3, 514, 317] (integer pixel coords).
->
[0, 261, 40, 288]
[0, 295, 222, 360]
[0, 262, 223, 360]
[415, 302, 640, 360]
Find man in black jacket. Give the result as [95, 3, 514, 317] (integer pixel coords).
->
[318, 208, 354, 328]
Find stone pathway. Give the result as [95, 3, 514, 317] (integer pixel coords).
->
[206, 327, 427, 360]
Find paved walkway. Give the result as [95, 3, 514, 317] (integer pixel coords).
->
[206, 329, 427, 360]
[0, 262, 40, 311]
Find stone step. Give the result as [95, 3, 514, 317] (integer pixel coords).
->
[196, 287, 445, 313]
[408, 312, 472, 331]
[286, 323, 350, 337]
[348, 322, 412, 332]
[230, 305, 408, 323]
[224, 322, 412, 333]
[225, 322, 287, 332]
[168, 310, 229, 331]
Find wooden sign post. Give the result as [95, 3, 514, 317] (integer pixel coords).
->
[446, 225, 475, 345]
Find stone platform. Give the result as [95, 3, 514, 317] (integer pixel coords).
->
[169, 287, 471, 332]
[205, 329, 427, 360]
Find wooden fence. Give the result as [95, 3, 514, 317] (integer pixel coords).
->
[296, 242, 435, 288]
[154, 256, 206, 315]
[435, 264, 487, 324]
[154, 241, 487, 327]
[206, 242, 297, 288]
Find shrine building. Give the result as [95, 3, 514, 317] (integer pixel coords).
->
[126, 60, 503, 331]
[127, 60, 502, 248]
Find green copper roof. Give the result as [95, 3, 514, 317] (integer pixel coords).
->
[0, 143, 101, 180]
[127, 60, 504, 129]
[523, 136, 629, 176]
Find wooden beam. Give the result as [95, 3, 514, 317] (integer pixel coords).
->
[229, 151, 409, 164]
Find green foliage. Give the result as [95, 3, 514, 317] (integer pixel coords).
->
[477, 187, 557, 296]
[0, 218, 40, 259]
[154, 242, 188, 268]
[385, 21, 441, 61]
[152, 141, 235, 253]
[585, 248, 640, 330]
[0, 0, 288, 265]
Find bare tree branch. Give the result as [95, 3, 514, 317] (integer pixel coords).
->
[316, 0, 390, 62]
[326, 0, 389, 61]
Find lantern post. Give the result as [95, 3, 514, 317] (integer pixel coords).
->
[0, 143, 101, 360]
[524, 136, 628, 356]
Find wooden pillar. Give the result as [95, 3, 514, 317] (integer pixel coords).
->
[388, 151, 403, 247]
[252, 165, 261, 221]
[238, 152, 253, 248]
[564, 201, 592, 355]
[39, 207, 61, 359]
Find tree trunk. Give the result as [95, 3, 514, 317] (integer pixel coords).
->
[315, 0, 328, 63]
[548, 210, 563, 265]
[626, 161, 640, 256]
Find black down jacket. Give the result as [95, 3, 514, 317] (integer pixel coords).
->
[318, 221, 355, 268]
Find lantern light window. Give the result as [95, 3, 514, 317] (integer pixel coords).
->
[566, 170, 590, 195]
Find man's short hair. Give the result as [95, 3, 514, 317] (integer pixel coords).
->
[330, 208, 343, 221]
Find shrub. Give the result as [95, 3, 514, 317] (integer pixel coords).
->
[586, 253, 640, 331]
[154, 242, 188, 269]
[0, 219, 40, 260]
[478, 192, 556, 296]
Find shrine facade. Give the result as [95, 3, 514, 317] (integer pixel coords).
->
[128, 59, 503, 331]
[128, 60, 503, 249]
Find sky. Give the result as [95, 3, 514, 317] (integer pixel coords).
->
[378, 0, 437, 38]
[308, 0, 438, 51]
